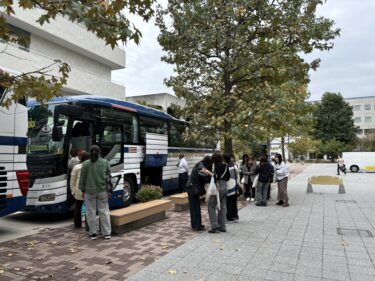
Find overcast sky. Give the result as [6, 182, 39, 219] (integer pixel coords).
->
[112, 0, 375, 101]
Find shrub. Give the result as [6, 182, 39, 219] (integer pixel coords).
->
[135, 185, 163, 203]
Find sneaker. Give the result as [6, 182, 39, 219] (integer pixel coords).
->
[250, 198, 255, 202]
[276, 201, 283, 205]
[208, 228, 220, 234]
[198, 225, 205, 231]
[104, 235, 111, 240]
[283, 202, 289, 207]
[246, 198, 250, 202]
[219, 229, 227, 232]
[233, 217, 239, 223]
[89, 234, 97, 240]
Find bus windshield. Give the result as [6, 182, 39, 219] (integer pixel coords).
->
[27, 105, 68, 156]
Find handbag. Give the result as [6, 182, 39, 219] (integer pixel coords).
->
[191, 182, 206, 196]
[252, 175, 259, 188]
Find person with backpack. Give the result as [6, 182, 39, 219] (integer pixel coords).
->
[224, 154, 240, 222]
[79, 145, 112, 240]
[207, 152, 230, 233]
[254, 154, 274, 207]
[186, 156, 212, 231]
[274, 153, 290, 207]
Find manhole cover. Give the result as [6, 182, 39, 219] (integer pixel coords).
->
[337, 228, 373, 237]
[336, 200, 357, 203]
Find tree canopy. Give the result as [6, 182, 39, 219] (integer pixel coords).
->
[313, 92, 357, 144]
[156, 0, 340, 153]
[0, 0, 155, 107]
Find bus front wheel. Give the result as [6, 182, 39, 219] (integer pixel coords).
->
[350, 165, 359, 173]
[123, 176, 135, 207]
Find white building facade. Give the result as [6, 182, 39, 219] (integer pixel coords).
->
[126, 93, 185, 112]
[345, 96, 375, 136]
[0, 6, 125, 99]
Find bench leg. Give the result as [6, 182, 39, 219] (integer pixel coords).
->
[307, 183, 313, 194]
[338, 184, 346, 194]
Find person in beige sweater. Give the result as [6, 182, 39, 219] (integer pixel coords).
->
[70, 151, 90, 228]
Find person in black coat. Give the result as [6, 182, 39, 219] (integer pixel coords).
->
[186, 156, 212, 231]
[254, 154, 274, 207]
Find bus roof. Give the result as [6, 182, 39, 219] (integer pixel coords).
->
[27, 95, 182, 122]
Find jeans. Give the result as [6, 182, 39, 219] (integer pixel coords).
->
[85, 192, 111, 236]
[208, 180, 227, 230]
[256, 181, 270, 204]
[187, 186, 202, 229]
[179, 172, 188, 192]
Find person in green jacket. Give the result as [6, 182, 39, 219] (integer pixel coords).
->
[79, 145, 111, 240]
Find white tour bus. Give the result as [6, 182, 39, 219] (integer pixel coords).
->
[26, 95, 215, 213]
[0, 87, 29, 217]
[342, 152, 375, 173]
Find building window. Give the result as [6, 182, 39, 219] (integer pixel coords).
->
[353, 105, 361, 111]
[365, 117, 372, 123]
[365, 104, 371, 110]
[354, 117, 361, 123]
[0, 24, 30, 51]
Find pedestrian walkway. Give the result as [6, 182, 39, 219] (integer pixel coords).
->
[128, 164, 375, 281]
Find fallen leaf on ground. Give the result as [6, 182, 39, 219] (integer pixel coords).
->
[235, 249, 241, 252]
[219, 246, 224, 251]
[342, 240, 348, 247]
[213, 239, 220, 243]
[168, 269, 177, 275]
[25, 241, 37, 247]
[198, 278, 205, 281]
[10, 241, 18, 244]
[50, 241, 58, 245]
[68, 248, 77, 253]
[14, 267, 21, 271]
[72, 266, 78, 270]
[0, 269, 4, 274]
[27, 267, 33, 270]
[7, 253, 13, 257]
[105, 261, 112, 264]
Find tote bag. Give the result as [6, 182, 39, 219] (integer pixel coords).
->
[252, 175, 259, 188]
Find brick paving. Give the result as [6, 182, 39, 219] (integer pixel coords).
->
[0, 164, 307, 281]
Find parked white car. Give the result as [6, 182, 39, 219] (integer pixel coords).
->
[342, 152, 375, 172]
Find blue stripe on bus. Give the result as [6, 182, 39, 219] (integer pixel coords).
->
[0, 136, 27, 146]
[0, 196, 26, 217]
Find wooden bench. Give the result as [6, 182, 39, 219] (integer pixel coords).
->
[169, 192, 189, 211]
[110, 199, 172, 234]
[307, 176, 345, 194]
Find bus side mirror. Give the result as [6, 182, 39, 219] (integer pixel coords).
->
[52, 125, 63, 141]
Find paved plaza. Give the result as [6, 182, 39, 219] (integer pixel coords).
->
[129, 164, 375, 281]
[1, 163, 375, 281]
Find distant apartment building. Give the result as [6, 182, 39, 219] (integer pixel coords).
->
[345, 96, 375, 136]
[0, 6, 125, 99]
[126, 93, 185, 112]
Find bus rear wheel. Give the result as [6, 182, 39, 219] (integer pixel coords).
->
[350, 165, 359, 173]
[123, 176, 135, 207]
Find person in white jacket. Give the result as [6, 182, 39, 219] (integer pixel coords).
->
[70, 151, 90, 228]
[274, 153, 289, 207]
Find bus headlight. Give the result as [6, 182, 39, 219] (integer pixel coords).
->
[39, 194, 56, 202]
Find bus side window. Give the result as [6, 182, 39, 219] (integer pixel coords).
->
[101, 125, 123, 166]
[140, 116, 167, 144]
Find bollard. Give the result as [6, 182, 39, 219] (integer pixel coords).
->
[307, 183, 313, 194]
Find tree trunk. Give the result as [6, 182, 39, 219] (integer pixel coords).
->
[224, 137, 233, 155]
[281, 136, 286, 160]
[267, 138, 271, 160]
[224, 120, 233, 154]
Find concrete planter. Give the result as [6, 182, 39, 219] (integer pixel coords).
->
[110, 199, 172, 234]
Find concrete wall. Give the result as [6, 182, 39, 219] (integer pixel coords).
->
[0, 4, 126, 99]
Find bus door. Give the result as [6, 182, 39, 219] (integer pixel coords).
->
[96, 123, 124, 203]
